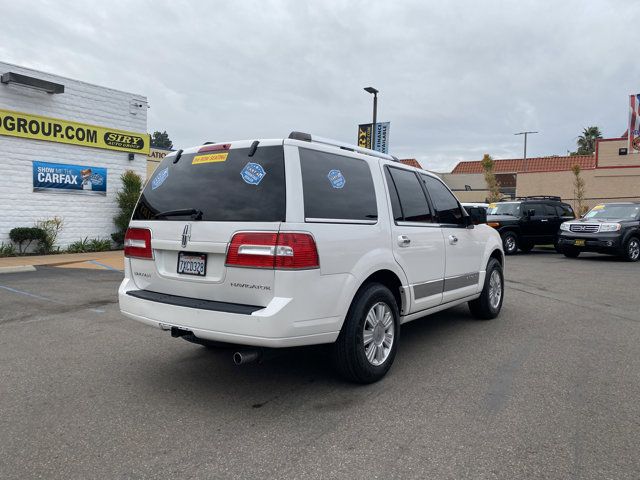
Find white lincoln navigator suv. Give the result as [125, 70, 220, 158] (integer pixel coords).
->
[119, 132, 504, 383]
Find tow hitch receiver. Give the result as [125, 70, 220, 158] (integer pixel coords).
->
[170, 327, 192, 338]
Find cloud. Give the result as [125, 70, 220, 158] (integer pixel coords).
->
[1, 0, 638, 172]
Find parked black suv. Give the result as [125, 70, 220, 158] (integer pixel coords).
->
[486, 196, 575, 255]
[557, 202, 640, 261]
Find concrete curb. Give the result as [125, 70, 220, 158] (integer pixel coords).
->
[0, 265, 37, 274]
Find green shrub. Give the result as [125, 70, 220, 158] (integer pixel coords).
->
[88, 238, 112, 252]
[9, 227, 46, 254]
[35, 217, 64, 254]
[67, 237, 112, 253]
[112, 170, 142, 246]
[67, 237, 91, 253]
[0, 242, 17, 257]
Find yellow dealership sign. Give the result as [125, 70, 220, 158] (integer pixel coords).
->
[0, 108, 150, 154]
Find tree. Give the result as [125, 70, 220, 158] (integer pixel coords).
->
[481, 154, 502, 203]
[572, 126, 602, 155]
[571, 164, 587, 216]
[151, 130, 173, 149]
[112, 170, 143, 245]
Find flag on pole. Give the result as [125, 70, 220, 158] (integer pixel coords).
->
[629, 94, 640, 152]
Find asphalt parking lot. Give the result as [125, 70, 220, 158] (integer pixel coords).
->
[1, 251, 639, 479]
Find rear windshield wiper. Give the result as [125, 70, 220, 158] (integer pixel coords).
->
[153, 208, 203, 220]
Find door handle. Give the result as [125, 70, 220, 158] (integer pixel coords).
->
[541, 219, 548, 222]
[398, 235, 411, 247]
[448, 235, 458, 245]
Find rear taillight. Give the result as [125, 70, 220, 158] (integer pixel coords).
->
[124, 228, 153, 259]
[274, 233, 319, 269]
[226, 232, 319, 269]
[225, 232, 279, 268]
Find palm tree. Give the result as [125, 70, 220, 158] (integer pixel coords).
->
[575, 126, 602, 155]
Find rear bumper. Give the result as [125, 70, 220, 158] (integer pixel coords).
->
[118, 277, 342, 348]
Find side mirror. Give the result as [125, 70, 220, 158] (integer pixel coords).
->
[466, 206, 487, 225]
[527, 209, 536, 217]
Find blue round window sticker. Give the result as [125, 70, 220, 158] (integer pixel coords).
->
[328, 169, 345, 189]
[151, 167, 169, 190]
[241, 162, 266, 185]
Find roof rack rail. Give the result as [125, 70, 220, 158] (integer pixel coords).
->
[515, 195, 562, 201]
[288, 131, 399, 162]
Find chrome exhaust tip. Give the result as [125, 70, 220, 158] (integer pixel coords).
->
[233, 350, 262, 365]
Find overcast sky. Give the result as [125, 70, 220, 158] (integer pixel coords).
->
[1, 0, 638, 171]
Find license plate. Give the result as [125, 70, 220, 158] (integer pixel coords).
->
[177, 252, 207, 276]
[574, 239, 585, 247]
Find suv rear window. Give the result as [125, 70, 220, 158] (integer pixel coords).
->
[133, 146, 286, 222]
[300, 148, 377, 222]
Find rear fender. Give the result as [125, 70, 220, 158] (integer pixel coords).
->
[334, 248, 409, 328]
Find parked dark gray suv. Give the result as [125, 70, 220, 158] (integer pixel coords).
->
[558, 202, 640, 261]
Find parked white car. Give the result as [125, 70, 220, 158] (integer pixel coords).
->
[119, 132, 504, 382]
[462, 202, 489, 210]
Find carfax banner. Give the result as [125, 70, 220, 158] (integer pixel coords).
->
[0, 108, 150, 154]
[32, 161, 107, 195]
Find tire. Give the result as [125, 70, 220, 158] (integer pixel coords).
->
[468, 258, 504, 320]
[501, 232, 518, 255]
[622, 236, 640, 262]
[519, 241, 534, 253]
[562, 247, 580, 258]
[554, 237, 563, 253]
[332, 283, 400, 384]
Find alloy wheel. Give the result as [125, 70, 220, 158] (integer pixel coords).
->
[504, 235, 516, 254]
[363, 302, 394, 366]
[488, 269, 502, 310]
[628, 239, 640, 261]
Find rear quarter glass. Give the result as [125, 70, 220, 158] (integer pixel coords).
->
[134, 146, 286, 222]
[299, 148, 377, 221]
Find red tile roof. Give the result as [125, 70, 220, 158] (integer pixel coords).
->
[451, 155, 595, 174]
[399, 158, 422, 168]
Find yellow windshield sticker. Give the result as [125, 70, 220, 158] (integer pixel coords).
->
[488, 203, 497, 209]
[192, 152, 228, 165]
[592, 204, 605, 210]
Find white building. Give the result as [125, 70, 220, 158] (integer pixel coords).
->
[0, 62, 148, 248]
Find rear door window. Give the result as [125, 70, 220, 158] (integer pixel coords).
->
[386, 167, 433, 222]
[556, 204, 574, 217]
[384, 169, 404, 222]
[133, 145, 285, 222]
[526, 203, 544, 216]
[544, 204, 558, 216]
[300, 148, 377, 222]
[421, 174, 464, 225]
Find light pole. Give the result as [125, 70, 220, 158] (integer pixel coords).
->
[364, 87, 378, 148]
[514, 131, 538, 172]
